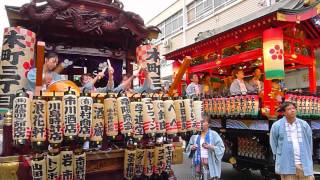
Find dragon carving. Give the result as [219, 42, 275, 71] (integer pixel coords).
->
[56, 8, 126, 35]
[21, 0, 72, 21]
[20, 0, 160, 38]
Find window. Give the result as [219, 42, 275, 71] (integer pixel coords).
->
[158, 22, 165, 39]
[165, 10, 183, 36]
[155, 10, 183, 42]
[187, 0, 213, 25]
[214, 0, 237, 11]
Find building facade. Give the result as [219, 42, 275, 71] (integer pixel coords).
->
[148, 0, 279, 56]
[148, 0, 320, 91]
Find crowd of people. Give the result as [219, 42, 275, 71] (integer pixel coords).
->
[185, 69, 314, 180]
[186, 68, 265, 98]
[186, 102, 314, 180]
[26, 52, 155, 95]
[27, 53, 314, 180]
[186, 68, 285, 105]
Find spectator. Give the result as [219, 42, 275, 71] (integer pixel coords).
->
[186, 73, 201, 97]
[247, 68, 264, 94]
[187, 114, 225, 180]
[202, 74, 212, 96]
[270, 102, 314, 180]
[230, 69, 248, 95]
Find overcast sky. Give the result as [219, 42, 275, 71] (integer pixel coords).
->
[0, 0, 176, 46]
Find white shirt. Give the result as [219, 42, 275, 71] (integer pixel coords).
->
[288, 122, 301, 164]
[194, 84, 200, 95]
[200, 137, 208, 158]
[237, 79, 247, 94]
[253, 79, 262, 92]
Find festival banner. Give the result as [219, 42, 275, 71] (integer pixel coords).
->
[0, 27, 36, 112]
[136, 45, 161, 90]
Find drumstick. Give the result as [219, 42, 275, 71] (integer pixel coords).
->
[133, 65, 142, 78]
[107, 59, 112, 68]
[98, 66, 108, 80]
[102, 66, 108, 74]
[98, 59, 111, 80]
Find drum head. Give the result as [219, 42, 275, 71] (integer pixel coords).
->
[46, 80, 80, 95]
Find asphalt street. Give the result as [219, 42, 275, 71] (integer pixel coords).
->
[172, 154, 265, 180]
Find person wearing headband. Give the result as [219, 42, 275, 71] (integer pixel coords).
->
[113, 67, 155, 93]
[27, 52, 73, 92]
[80, 66, 114, 93]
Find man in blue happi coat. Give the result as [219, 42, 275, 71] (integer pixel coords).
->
[270, 101, 314, 180]
[187, 114, 225, 180]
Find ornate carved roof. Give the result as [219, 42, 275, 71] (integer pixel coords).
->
[5, 0, 160, 54]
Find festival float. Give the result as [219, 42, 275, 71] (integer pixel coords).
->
[165, 0, 320, 178]
[0, 0, 189, 179]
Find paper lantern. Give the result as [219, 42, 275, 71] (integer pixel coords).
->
[193, 100, 203, 131]
[104, 96, 119, 137]
[153, 99, 166, 134]
[78, 96, 93, 139]
[143, 148, 155, 177]
[163, 144, 173, 173]
[117, 96, 133, 135]
[153, 146, 165, 175]
[31, 98, 47, 143]
[31, 156, 47, 180]
[47, 98, 63, 144]
[174, 99, 187, 133]
[134, 148, 145, 177]
[12, 95, 31, 144]
[47, 152, 61, 180]
[142, 97, 156, 135]
[60, 151, 74, 180]
[263, 28, 285, 80]
[184, 98, 196, 132]
[130, 101, 144, 139]
[74, 152, 86, 180]
[90, 100, 104, 143]
[62, 94, 78, 139]
[124, 149, 136, 179]
[163, 99, 178, 135]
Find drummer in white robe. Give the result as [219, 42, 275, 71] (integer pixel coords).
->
[27, 52, 72, 92]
